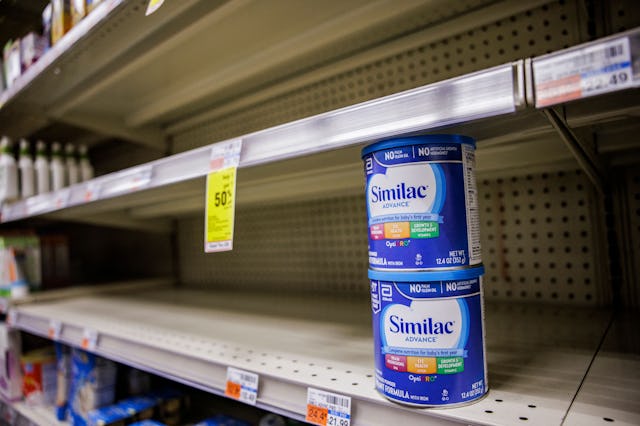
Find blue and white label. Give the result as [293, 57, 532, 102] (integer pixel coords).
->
[382, 298, 467, 356]
[363, 138, 481, 270]
[370, 273, 487, 406]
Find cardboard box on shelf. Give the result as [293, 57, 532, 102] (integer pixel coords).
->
[0, 324, 22, 401]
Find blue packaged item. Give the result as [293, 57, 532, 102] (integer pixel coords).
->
[362, 135, 481, 271]
[69, 348, 117, 426]
[195, 414, 252, 426]
[147, 387, 187, 425]
[369, 267, 487, 406]
[129, 421, 166, 426]
[55, 343, 71, 421]
[87, 405, 129, 426]
[117, 396, 156, 419]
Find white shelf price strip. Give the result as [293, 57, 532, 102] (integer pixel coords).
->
[306, 388, 351, 426]
[224, 367, 259, 405]
[24, 188, 71, 216]
[534, 35, 636, 107]
[99, 165, 153, 199]
[84, 181, 101, 202]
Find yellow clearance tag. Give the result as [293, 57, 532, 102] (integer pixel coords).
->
[205, 139, 242, 252]
[145, 0, 165, 16]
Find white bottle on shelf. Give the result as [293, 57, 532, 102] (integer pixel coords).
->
[65, 143, 79, 185]
[34, 141, 51, 194]
[18, 139, 35, 199]
[50, 142, 66, 191]
[78, 144, 93, 181]
[0, 136, 19, 204]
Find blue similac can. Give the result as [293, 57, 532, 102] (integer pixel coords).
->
[369, 267, 487, 407]
[362, 135, 481, 271]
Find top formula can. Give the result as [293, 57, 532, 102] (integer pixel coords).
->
[362, 135, 481, 271]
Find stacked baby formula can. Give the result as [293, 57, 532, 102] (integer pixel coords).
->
[362, 135, 487, 407]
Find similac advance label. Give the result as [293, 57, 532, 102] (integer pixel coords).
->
[362, 136, 481, 270]
[370, 270, 487, 406]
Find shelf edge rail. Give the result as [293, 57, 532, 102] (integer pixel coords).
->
[1, 62, 523, 223]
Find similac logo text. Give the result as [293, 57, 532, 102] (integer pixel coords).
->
[389, 315, 455, 335]
[370, 183, 429, 204]
[368, 164, 438, 217]
[382, 300, 463, 348]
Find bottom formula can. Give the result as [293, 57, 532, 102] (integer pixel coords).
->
[369, 267, 487, 407]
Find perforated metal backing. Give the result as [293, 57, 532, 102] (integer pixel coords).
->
[172, 0, 586, 152]
[617, 166, 640, 308]
[606, 0, 640, 34]
[178, 196, 369, 300]
[178, 169, 607, 306]
[478, 170, 609, 306]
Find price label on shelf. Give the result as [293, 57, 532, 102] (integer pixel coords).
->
[306, 388, 351, 426]
[145, 0, 165, 16]
[225, 367, 259, 405]
[100, 165, 153, 199]
[6, 309, 17, 328]
[54, 188, 72, 209]
[204, 139, 242, 253]
[48, 320, 62, 340]
[1, 202, 26, 222]
[84, 182, 101, 202]
[25, 190, 70, 215]
[534, 36, 635, 107]
[81, 328, 98, 351]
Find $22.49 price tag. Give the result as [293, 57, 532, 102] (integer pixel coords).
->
[224, 367, 259, 405]
[306, 388, 351, 426]
[204, 139, 242, 253]
[534, 37, 634, 107]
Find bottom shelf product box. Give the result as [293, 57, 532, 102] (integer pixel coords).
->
[70, 348, 117, 426]
[0, 324, 22, 401]
[195, 415, 251, 426]
[21, 347, 57, 406]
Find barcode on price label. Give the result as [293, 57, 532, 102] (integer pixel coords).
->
[534, 37, 635, 107]
[225, 367, 258, 405]
[306, 388, 351, 426]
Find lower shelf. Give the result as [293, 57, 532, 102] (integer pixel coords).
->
[0, 399, 67, 426]
[9, 288, 621, 425]
[564, 311, 640, 426]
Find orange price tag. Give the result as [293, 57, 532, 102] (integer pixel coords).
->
[81, 328, 97, 351]
[225, 380, 242, 399]
[48, 320, 62, 340]
[306, 404, 328, 426]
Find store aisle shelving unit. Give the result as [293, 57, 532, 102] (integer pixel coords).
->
[9, 288, 619, 425]
[1, 0, 639, 425]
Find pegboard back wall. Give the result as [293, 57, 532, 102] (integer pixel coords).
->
[616, 167, 640, 308]
[172, 0, 586, 152]
[178, 169, 609, 307]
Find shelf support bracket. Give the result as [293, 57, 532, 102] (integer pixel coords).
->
[542, 107, 607, 196]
